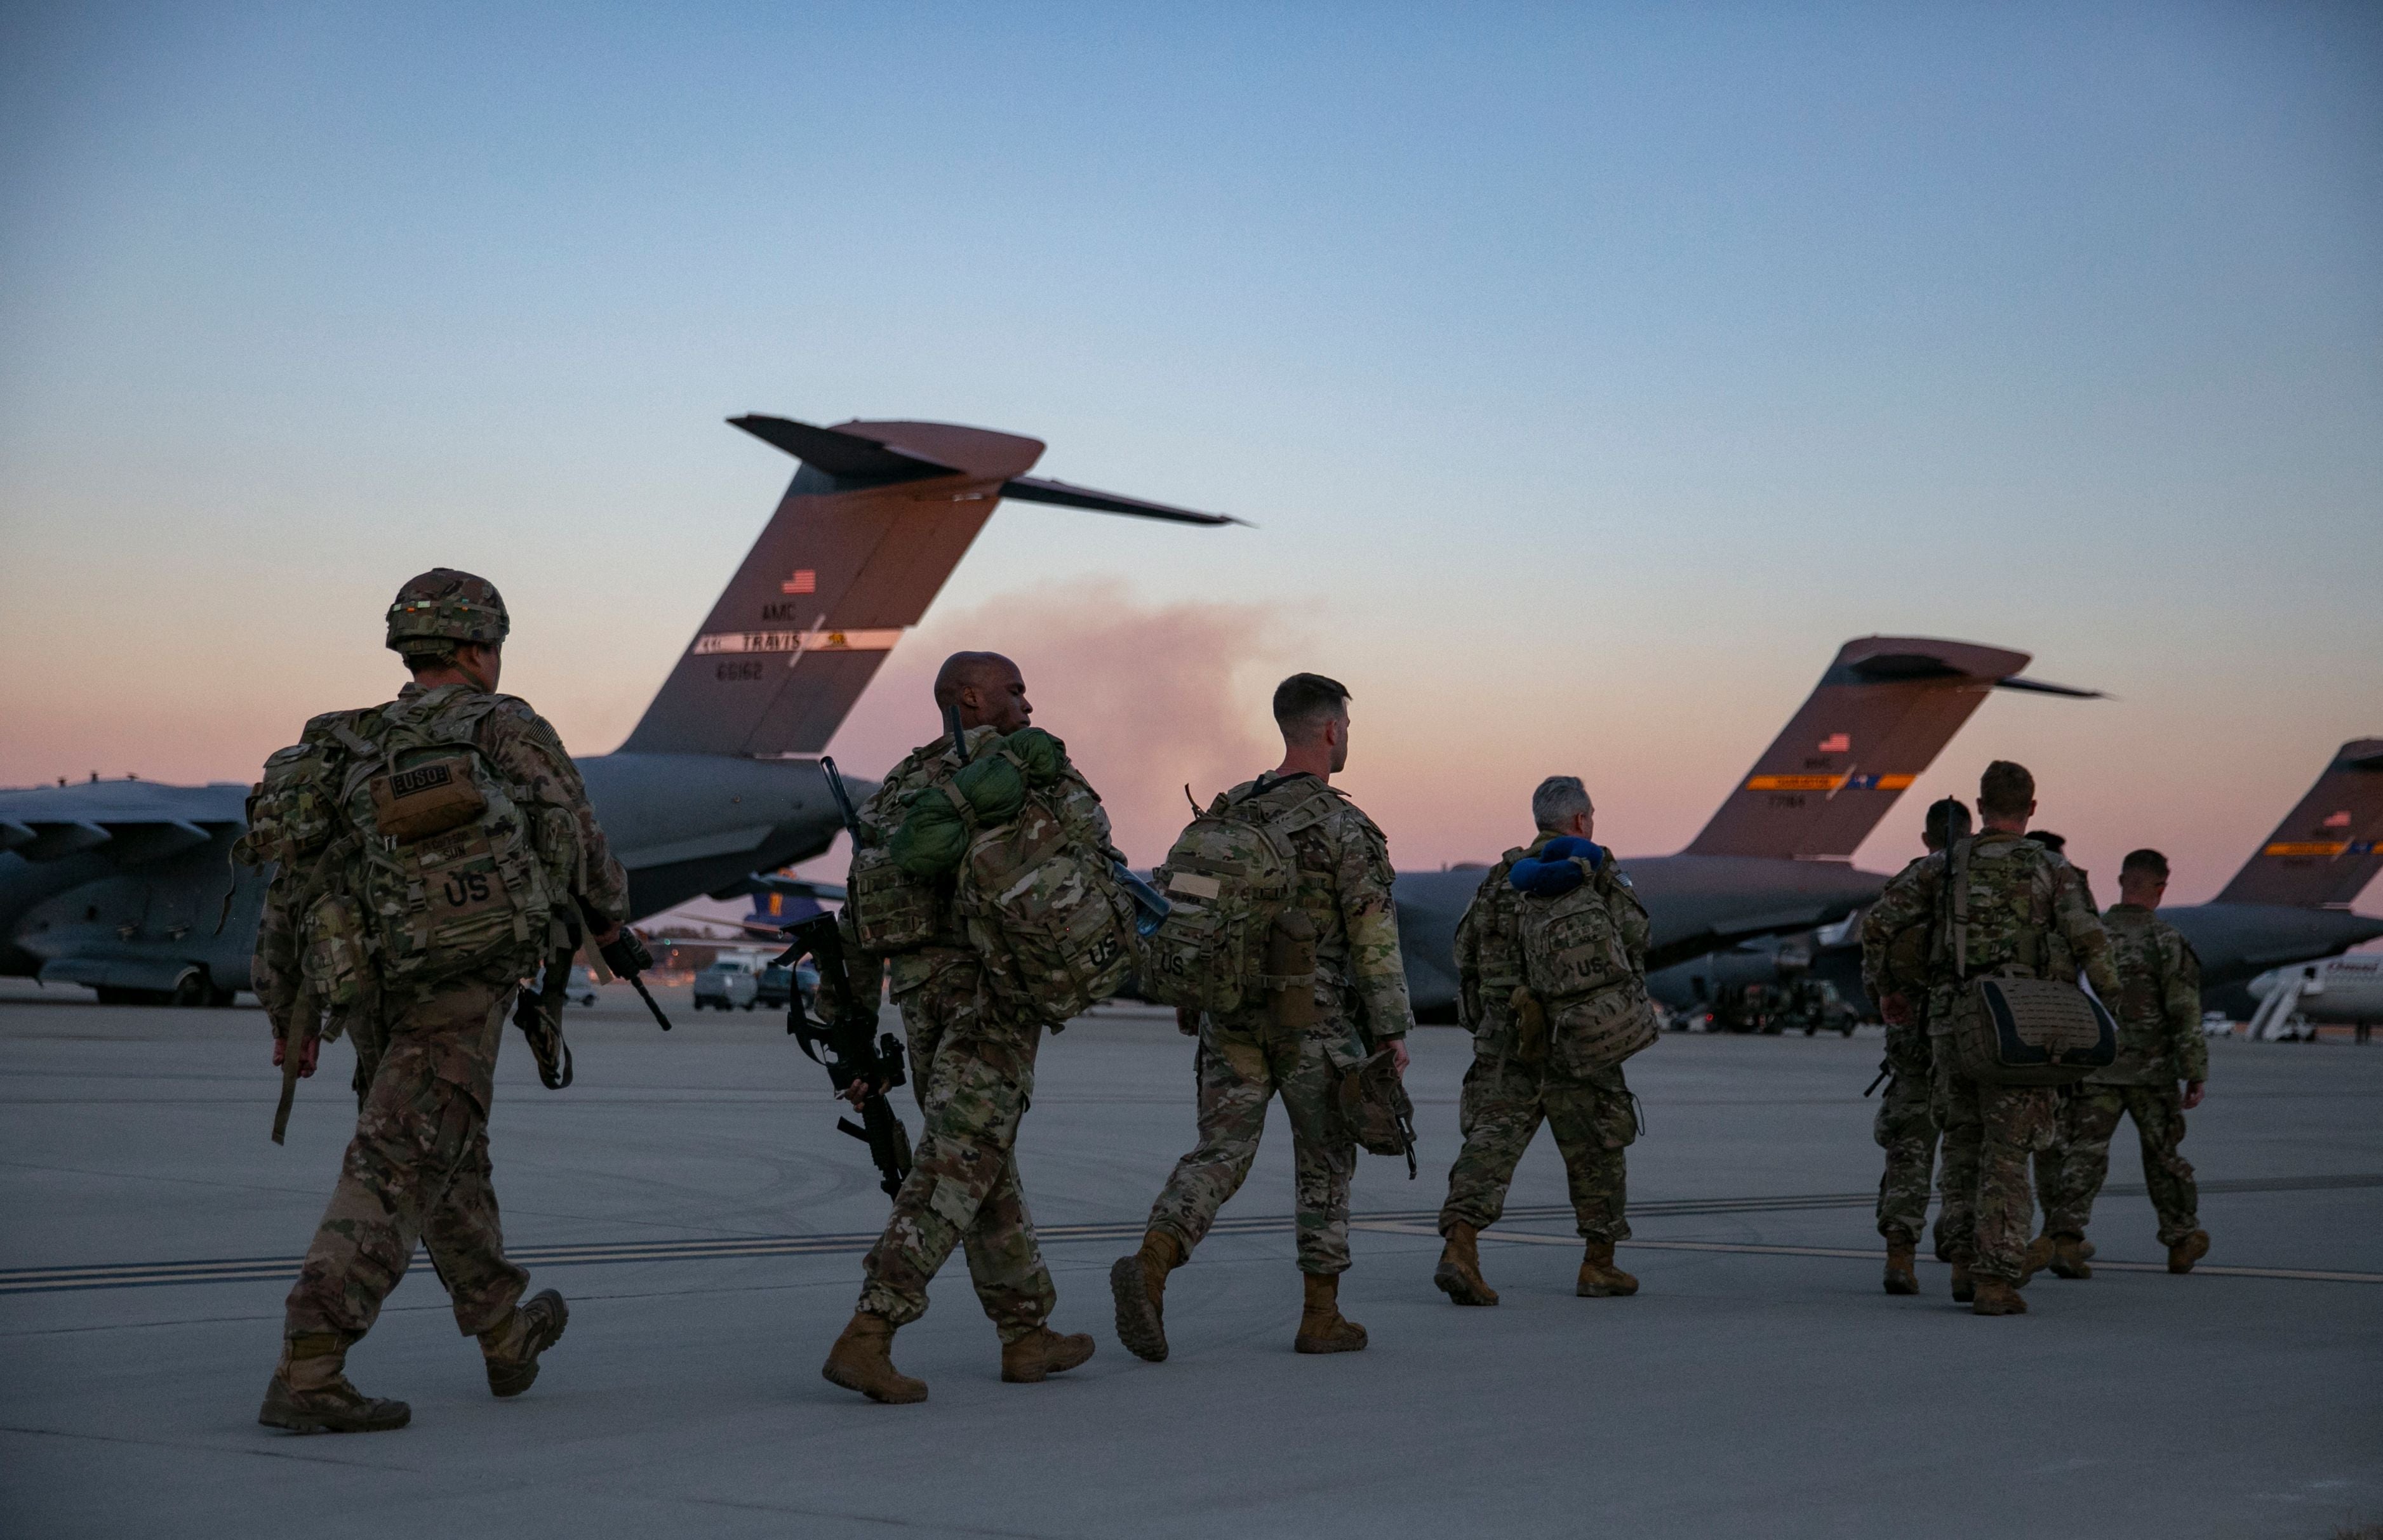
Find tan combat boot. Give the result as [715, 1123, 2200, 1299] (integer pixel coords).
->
[2167, 1229, 2210, 1274]
[1883, 1240, 1919, 1296]
[1949, 1260, 1975, 1303]
[1001, 1327, 1095, 1384]
[479, 1289, 569, 1398]
[1433, 1223, 1499, 1307]
[1110, 1228, 1185, 1363]
[2019, 1233, 2054, 1285]
[821, 1311, 927, 1404]
[1293, 1271, 1368, 1354]
[1972, 1278, 2028, 1315]
[2049, 1235, 2093, 1280]
[257, 1331, 411, 1434]
[1577, 1240, 1638, 1298]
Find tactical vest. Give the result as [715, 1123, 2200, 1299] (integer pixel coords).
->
[1141, 777, 1338, 1021]
[1515, 857, 1657, 1073]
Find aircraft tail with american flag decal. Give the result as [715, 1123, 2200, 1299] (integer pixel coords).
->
[2213, 739, 2383, 908]
[1681, 635, 2099, 861]
[618, 416, 1238, 758]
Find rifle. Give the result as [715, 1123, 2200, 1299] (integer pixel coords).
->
[1864, 1061, 1891, 1098]
[776, 911, 912, 1198]
[820, 755, 867, 843]
[584, 899, 674, 1032]
[945, 703, 971, 764]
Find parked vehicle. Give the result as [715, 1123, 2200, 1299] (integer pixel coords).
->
[756, 958, 821, 1012]
[693, 957, 760, 1011]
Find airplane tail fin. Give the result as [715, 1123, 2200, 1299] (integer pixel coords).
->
[1682, 636, 2099, 861]
[618, 416, 1234, 758]
[2213, 739, 2383, 908]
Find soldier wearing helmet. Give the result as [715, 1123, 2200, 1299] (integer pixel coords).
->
[253, 569, 631, 1433]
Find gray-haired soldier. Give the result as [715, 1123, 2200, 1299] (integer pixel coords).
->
[1434, 775, 1646, 1306]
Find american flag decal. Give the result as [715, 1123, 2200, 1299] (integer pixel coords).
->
[1817, 733, 1850, 753]
[781, 569, 817, 595]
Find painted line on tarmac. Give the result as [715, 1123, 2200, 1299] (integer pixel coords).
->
[5, 1174, 2377, 1296]
[1352, 1222, 2383, 1285]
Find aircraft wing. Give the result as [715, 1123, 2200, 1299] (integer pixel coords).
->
[0, 782, 250, 865]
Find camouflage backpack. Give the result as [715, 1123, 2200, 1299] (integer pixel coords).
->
[234, 714, 376, 1047]
[951, 734, 1138, 1025]
[321, 688, 558, 993]
[1513, 844, 1658, 1072]
[1139, 777, 1338, 1018]
[1933, 835, 2116, 1086]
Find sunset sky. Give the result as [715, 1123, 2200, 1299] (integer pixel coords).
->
[4, 4, 2377, 908]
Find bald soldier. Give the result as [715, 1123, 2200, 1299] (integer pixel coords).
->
[820, 651, 1099, 1404]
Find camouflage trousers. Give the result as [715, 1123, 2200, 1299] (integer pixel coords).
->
[1873, 1028, 1943, 1252]
[284, 975, 529, 1341]
[1147, 1012, 1360, 1276]
[1438, 1050, 1634, 1244]
[857, 962, 1055, 1343]
[2038, 1083, 2199, 1244]
[1932, 1058, 2055, 1283]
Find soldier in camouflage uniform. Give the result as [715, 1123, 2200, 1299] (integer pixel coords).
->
[258, 570, 631, 1432]
[1434, 776, 1643, 1306]
[1859, 761, 2118, 1316]
[2030, 849, 2210, 1278]
[1859, 797, 1971, 1295]
[821, 653, 1097, 1404]
[1113, 674, 1415, 1360]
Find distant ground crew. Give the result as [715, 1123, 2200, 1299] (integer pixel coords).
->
[1434, 775, 1652, 1306]
[1861, 761, 2119, 1316]
[250, 569, 631, 1431]
[1859, 796, 1971, 1295]
[2032, 848, 2210, 1278]
[1113, 673, 1415, 1360]
[821, 651, 1109, 1403]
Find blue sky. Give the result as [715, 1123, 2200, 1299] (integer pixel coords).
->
[3, 3, 2378, 897]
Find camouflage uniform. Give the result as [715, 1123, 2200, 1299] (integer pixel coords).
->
[1860, 833, 2116, 1283]
[2039, 905, 2206, 1245]
[850, 726, 1108, 1341]
[1860, 854, 1944, 1256]
[1438, 832, 1641, 1245]
[280, 682, 629, 1341]
[1146, 773, 1414, 1276]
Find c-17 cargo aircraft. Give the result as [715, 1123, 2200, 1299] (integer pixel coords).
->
[0, 416, 1232, 1004]
[1654, 736, 2383, 1020]
[1394, 636, 2100, 1019]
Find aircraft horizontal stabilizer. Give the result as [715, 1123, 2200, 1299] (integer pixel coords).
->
[728, 416, 959, 484]
[1994, 675, 2104, 699]
[1000, 476, 1245, 526]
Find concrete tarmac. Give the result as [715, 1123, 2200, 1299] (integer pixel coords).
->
[3, 984, 2378, 1539]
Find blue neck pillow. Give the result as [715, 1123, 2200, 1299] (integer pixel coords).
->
[1511, 837, 1605, 896]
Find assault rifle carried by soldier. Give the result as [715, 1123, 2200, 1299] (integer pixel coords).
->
[240, 569, 632, 1432]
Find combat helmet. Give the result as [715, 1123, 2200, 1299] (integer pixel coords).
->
[385, 569, 509, 660]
